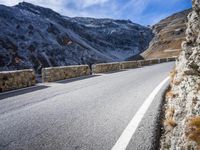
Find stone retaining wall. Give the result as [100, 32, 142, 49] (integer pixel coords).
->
[149, 59, 159, 64]
[160, 0, 200, 149]
[159, 58, 168, 63]
[92, 57, 176, 73]
[42, 65, 91, 82]
[0, 69, 36, 92]
[140, 60, 152, 66]
[120, 61, 139, 69]
[92, 62, 121, 73]
[0, 57, 176, 92]
[167, 57, 176, 62]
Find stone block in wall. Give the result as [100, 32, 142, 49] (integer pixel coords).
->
[92, 62, 121, 73]
[139, 60, 152, 66]
[167, 57, 176, 62]
[159, 58, 168, 63]
[0, 69, 36, 92]
[42, 65, 91, 82]
[120, 61, 139, 69]
[149, 59, 159, 64]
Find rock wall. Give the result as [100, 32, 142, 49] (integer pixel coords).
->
[92, 58, 175, 73]
[42, 65, 91, 82]
[160, 0, 200, 149]
[120, 61, 139, 69]
[92, 62, 121, 74]
[0, 69, 36, 92]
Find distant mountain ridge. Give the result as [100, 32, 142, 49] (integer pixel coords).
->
[142, 9, 191, 59]
[0, 2, 153, 73]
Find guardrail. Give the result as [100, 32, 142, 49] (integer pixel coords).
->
[92, 62, 121, 73]
[120, 61, 139, 69]
[0, 69, 36, 92]
[42, 65, 91, 82]
[0, 57, 176, 92]
[92, 57, 176, 73]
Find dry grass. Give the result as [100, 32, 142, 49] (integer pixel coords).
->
[166, 91, 178, 99]
[166, 107, 175, 118]
[170, 69, 177, 80]
[173, 78, 183, 86]
[164, 118, 177, 130]
[164, 107, 177, 131]
[185, 116, 200, 146]
[142, 40, 182, 59]
[169, 68, 178, 86]
[198, 83, 200, 91]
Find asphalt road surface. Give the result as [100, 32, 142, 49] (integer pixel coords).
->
[0, 62, 174, 150]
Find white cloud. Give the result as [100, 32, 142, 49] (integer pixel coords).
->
[0, 0, 191, 25]
[0, 0, 20, 6]
[1, 0, 110, 9]
[0, 0, 113, 18]
[121, 0, 146, 14]
[0, 0, 66, 10]
[76, 0, 109, 8]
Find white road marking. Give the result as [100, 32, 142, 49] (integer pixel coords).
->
[111, 76, 170, 150]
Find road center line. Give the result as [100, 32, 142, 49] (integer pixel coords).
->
[111, 76, 170, 150]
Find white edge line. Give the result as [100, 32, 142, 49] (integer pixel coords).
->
[111, 76, 170, 150]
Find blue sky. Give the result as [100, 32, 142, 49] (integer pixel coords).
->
[0, 0, 192, 25]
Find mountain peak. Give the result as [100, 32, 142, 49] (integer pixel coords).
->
[15, 2, 61, 17]
[0, 2, 153, 73]
[16, 2, 39, 10]
[141, 9, 191, 59]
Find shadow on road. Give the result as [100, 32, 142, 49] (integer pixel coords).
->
[102, 70, 128, 74]
[0, 85, 50, 100]
[57, 75, 101, 84]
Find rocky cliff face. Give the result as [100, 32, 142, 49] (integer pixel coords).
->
[142, 9, 191, 59]
[0, 2, 153, 73]
[160, 0, 200, 149]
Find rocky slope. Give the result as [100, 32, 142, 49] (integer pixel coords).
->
[0, 2, 153, 73]
[142, 9, 191, 59]
[160, 0, 200, 149]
